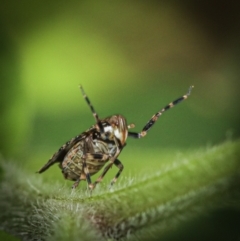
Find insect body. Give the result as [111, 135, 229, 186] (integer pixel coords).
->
[37, 85, 194, 190]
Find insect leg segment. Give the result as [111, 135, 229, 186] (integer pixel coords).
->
[110, 159, 124, 187]
[91, 158, 124, 189]
[79, 85, 104, 133]
[82, 159, 94, 190]
[92, 162, 114, 188]
[80, 152, 110, 190]
[72, 178, 81, 189]
[128, 86, 194, 139]
[84, 153, 109, 161]
[91, 135, 124, 189]
[70, 152, 94, 190]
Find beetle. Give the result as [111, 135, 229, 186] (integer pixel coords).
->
[37, 85, 193, 191]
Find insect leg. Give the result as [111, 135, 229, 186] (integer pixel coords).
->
[92, 136, 124, 188]
[92, 162, 114, 188]
[78, 140, 95, 191]
[128, 86, 194, 138]
[90, 160, 124, 191]
[72, 178, 81, 189]
[80, 152, 111, 190]
[109, 159, 124, 187]
[79, 85, 104, 133]
[91, 159, 123, 189]
[82, 159, 94, 191]
[69, 155, 94, 190]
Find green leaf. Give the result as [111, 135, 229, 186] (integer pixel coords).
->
[0, 140, 240, 240]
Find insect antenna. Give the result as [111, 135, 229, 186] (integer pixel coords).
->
[128, 86, 194, 138]
[79, 85, 104, 133]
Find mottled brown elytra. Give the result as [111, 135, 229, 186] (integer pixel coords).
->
[37, 85, 194, 191]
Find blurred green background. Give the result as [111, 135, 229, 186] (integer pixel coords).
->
[0, 0, 240, 240]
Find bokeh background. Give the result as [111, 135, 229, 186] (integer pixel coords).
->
[0, 1, 240, 240]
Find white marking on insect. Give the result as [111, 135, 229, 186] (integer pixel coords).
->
[114, 129, 122, 140]
[104, 126, 113, 133]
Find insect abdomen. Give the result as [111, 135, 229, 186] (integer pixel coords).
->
[60, 138, 112, 181]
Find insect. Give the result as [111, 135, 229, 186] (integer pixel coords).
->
[37, 85, 194, 191]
